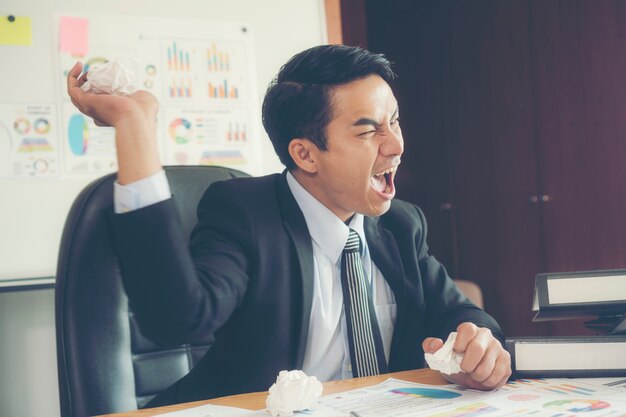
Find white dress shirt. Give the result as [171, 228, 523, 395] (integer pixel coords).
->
[286, 172, 397, 381]
[114, 170, 397, 381]
[113, 170, 172, 213]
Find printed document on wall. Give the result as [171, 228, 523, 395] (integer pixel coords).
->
[54, 13, 261, 177]
[0, 102, 60, 178]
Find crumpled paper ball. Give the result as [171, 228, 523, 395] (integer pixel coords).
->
[424, 332, 464, 375]
[266, 370, 323, 417]
[80, 58, 140, 95]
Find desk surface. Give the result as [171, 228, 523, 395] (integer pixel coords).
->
[101, 369, 447, 416]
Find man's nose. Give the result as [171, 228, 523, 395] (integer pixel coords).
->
[381, 128, 404, 157]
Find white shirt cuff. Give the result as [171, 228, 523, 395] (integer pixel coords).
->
[113, 170, 172, 213]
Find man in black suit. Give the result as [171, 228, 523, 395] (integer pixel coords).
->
[67, 45, 511, 407]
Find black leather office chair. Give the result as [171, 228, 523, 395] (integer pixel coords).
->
[55, 166, 250, 417]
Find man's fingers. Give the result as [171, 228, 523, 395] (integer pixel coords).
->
[435, 324, 512, 391]
[77, 71, 88, 85]
[479, 349, 512, 388]
[68, 61, 82, 78]
[423, 337, 444, 354]
[67, 62, 83, 90]
[492, 370, 512, 389]
[467, 339, 502, 382]
[454, 322, 478, 352]
[460, 327, 492, 373]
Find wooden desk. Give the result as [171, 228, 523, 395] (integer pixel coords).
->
[101, 369, 447, 416]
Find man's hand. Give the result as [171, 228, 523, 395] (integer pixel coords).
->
[423, 322, 512, 390]
[67, 61, 162, 184]
[67, 61, 159, 130]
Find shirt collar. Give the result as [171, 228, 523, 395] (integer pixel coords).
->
[286, 171, 366, 263]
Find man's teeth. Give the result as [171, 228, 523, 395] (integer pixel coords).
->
[371, 167, 395, 194]
[374, 167, 396, 177]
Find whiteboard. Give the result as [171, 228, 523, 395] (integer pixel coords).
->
[0, 0, 328, 281]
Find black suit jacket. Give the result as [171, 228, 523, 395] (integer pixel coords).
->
[111, 172, 503, 406]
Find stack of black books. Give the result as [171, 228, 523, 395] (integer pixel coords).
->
[505, 269, 626, 378]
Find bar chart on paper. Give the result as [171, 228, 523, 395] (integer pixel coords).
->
[504, 378, 613, 396]
[161, 39, 247, 102]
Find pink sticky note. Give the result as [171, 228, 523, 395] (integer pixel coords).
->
[59, 16, 88, 56]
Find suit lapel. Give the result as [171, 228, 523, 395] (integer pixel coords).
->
[275, 173, 314, 368]
[364, 216, 407, 370]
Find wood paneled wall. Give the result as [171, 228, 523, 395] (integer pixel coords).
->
[362, 0, 626, 336]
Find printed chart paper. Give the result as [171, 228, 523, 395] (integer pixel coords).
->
[315, 378, 626, 417]
[0, 102, 60, 178]
[54, 14, 260, 177]
[145, 377, 626, 417]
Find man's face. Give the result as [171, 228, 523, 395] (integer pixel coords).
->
[305, 75, 403, 221]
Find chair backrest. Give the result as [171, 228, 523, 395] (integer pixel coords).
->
[55, 166, 250, 417]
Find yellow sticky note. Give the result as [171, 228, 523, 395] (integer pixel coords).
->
[0, 15, 32, 46]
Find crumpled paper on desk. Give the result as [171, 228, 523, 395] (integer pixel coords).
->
[424, 332, 464, 375]
[80, 58, 140, 95]
[266, 370, 323, 417]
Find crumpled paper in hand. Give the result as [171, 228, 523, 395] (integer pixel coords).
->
[266, 370, 323, 417]
[424, 332, 464, 375]
[80, 58, 140, 95]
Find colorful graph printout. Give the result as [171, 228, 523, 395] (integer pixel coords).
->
[226, 121, 246, 141]
[54, 15, 260, 177]
[34, 118, 51, 134]
[199, 150, 245, 165]
[543, 399, 611, 413]
[163, 106, 254, 172]
[169, 118, 192, 144]
[67, 114, 89, 155]
[18, 138, 54, 153]
[207, 42, 231, 72]
[319, 379, 488, 417]
[507, 379, 606, 396]
[14, 117, 31, 134]
[0, 102, 59, 177]
[62, 102, 116, 174]
[166, 41, 191, 72]
[391, 388, 462, 399]
[208, 79, 238, 99]
[317, 378, 626, 417]
[427, 401, 499, 417]
[161, 38, 247, 102]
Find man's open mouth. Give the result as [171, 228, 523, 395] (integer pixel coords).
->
[371, 166, 397, 196]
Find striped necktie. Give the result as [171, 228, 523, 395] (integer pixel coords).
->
[340, 229, 388, 377]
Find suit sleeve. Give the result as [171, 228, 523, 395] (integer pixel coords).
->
[413, 205, 506, 345]
[110, 181, 253, 346]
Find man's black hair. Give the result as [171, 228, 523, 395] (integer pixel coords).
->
[262, 44, 395, 170]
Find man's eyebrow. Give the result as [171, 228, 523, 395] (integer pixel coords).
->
[353, 117, 381, 128]
[352, 106, 400, 128]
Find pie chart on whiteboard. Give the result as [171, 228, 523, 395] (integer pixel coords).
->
[169, 118, 192, 144]
[68, 114, 89, 155]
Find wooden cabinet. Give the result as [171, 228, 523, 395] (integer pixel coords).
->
[365, 0, 626, 337]
[526, 0, 626, 335]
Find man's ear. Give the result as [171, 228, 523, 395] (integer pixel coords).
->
[288, 138, 319, 174]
